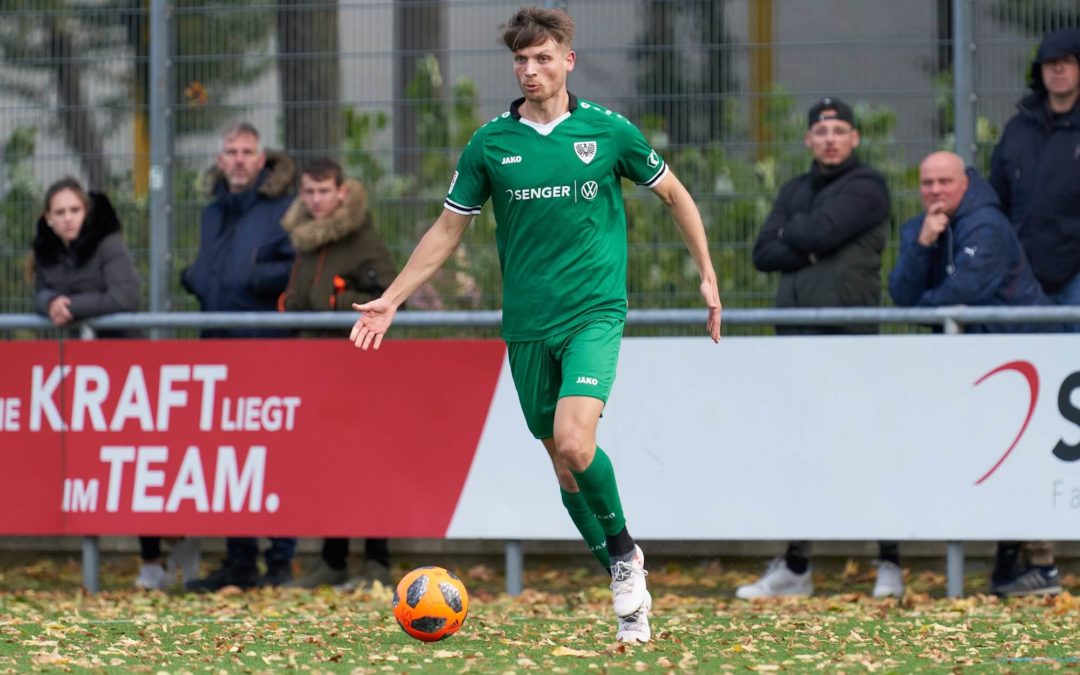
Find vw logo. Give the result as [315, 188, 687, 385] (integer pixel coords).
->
[581, 181, 599, 201]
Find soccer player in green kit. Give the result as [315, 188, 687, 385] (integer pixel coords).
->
[350, 6, 721, 643]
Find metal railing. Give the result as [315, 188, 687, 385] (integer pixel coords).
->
[3, 306, 1080, 333]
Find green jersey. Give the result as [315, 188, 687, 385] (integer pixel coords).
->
[445, 94, 667, 341]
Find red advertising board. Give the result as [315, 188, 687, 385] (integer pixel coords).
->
[0, 339, 506, 538]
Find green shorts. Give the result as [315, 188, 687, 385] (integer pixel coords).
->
[506, 316, 624, 439]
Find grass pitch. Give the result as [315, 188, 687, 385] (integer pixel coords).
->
[1, 556, 1077, 672]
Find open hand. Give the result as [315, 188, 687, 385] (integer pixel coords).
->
[349, 297, 398, 350]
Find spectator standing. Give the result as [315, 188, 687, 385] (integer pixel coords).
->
[30, 179, 199, 589]
[276, 158, 397, 590]
[182, 122, 299, 591]
[985, 27, 1080, 596]
[746, 97, 900, 599]
[32, 178, 139, 333]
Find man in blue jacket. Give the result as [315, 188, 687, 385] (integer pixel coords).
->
[182, 122, 298, 591]
[890, 151, 1053, 333]
[891, 151, 1062, 598]
[989, 27, 1080, 323]
[182, 121, 297, 337]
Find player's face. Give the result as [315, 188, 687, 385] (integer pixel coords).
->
[299, 174, 347, 219]
[513, 38, 575, 104]
[919, 156, 968, 215]
[1042, 55, 1080, 99]
[217, 132, 266, 193]
[805, 118, 859, 167]
[45, 189, 87, 244]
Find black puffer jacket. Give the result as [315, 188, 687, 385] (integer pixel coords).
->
[988, 27, 1080, 293]
[32, 192, 141, 332]
[752, 155, 890, 334]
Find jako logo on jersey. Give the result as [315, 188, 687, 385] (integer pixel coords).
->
[505, 185, 572, 202]
[574, 141, 597, 165]
[501, 155, 522, 165]
[576, 376, 599, 385]
[647, 150, 660, 168]
[581, 181, 599, 201]
[447, 171, 459, 194]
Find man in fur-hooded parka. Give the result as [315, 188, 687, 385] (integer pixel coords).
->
[279, 162, 396, 334]
[181, 123, 296, 337]
[32, 190, 140, 322]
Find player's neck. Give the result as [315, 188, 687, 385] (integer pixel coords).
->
[519, 90, 571, 125]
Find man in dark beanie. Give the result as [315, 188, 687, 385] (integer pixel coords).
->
[986, 27, 1080, 598]
[747, 97, 895, 599]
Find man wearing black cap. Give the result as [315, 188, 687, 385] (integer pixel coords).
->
[985, 27, 1079, 598]
[745, 97, 895, 598]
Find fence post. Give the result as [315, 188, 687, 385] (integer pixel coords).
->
[505, 541, 524, 596]
[943, 313, 966, 597]
[952, 0, 976, 165]
[149, 0, 174, 339]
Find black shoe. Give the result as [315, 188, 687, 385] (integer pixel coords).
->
[992, 566, 1062, 597]
[184, 564, 258, 592]
[256, 564, 293, 588]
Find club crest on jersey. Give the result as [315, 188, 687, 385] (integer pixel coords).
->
[574, 141, 597, 165]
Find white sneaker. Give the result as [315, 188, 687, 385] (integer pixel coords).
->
[616, 590, 652, 643]
[135, 562, 170, 591]
[872, 560, 904, 598]
[735, 557, 813, 599]
[610, 545, 649, 617]
[167, 537, 201, 583]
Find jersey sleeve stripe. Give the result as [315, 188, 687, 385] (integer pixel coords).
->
[444, 198, 482, 216]
[641, 163, 669, 188]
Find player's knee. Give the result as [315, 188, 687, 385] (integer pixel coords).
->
[553, 431, 593, 471]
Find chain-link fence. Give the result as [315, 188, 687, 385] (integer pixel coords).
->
[0, 0, 1075, 332]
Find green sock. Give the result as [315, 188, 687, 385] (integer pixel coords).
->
[561, 488, 610, 569]
[571, 447, 627, 537]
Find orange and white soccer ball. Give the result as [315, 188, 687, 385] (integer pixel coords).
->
[392, 566, 469, 642]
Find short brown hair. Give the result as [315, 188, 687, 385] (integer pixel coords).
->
[502, 6, 574, 52]
[301, 158, 345, 186]
[43, 176, 90, 215]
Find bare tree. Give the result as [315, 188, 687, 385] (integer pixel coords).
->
[277, 0, 341, 165]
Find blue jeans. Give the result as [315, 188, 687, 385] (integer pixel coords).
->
[226, 537, 296, 570]
[1051, 269, 1080, 333]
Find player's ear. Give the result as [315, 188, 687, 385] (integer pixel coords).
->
[565, 49, 576, 72]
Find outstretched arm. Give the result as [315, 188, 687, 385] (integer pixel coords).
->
[651, 170, 722, 342]
[350, 208, 472, 350]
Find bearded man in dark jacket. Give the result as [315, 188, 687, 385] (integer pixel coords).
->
[181, 121, 296, 338]
[752, 97, 890, 336]
[989, 27, 1080, 317]
[742, 98, 898, 601]
[182, 122, 298, 592]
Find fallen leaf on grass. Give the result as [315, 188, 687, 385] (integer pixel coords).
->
[551, 646, 596, 657]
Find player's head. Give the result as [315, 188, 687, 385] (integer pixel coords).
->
[804, 97, 859, 167]
[919, 151, 969, 216]
[502, 7, 576, 105]
[217, 121, 266, 193]
[299, 158, 347, 219]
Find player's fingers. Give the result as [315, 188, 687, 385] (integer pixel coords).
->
[349, 320, 362, 343]
[352, 302, 369, 312]
[373, 333, 384, 351]
[361, 330, 375, 351]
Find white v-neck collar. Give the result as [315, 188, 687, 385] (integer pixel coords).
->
[518, 111, 571, 136]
